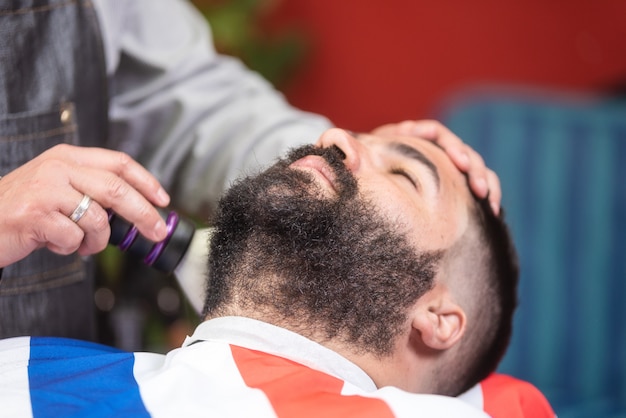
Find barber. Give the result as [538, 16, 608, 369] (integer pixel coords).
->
[0, 0, 499, 341]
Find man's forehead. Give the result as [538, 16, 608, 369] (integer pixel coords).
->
[359, 132, 445, 156]
[396, 136, 472, 188]
[359, 134, 465, 180]
[325, 132, 475, 208]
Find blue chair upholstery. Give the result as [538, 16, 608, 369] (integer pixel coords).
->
[438, 90, 626, 418]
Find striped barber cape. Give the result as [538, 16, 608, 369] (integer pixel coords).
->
[0, 317, 554, 418]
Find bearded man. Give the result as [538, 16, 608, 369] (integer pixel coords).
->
[0, 128, 554, 418]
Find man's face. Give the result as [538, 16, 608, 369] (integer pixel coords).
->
[297, 129, 474, 252]
[205, 129, 474, 355]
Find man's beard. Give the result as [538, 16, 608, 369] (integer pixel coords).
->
[204, 145, 441, 356]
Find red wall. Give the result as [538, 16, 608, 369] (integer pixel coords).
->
[266, 0, 626, 132]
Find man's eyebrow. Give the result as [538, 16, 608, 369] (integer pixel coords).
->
[389, 142, 440, 189]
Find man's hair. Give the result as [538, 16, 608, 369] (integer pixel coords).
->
[436, 197, 519, 396]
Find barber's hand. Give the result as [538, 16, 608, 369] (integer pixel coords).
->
[371, 120, 501, 215]
[0, 144, 170, 268]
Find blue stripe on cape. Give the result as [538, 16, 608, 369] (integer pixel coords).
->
[28, 337, 150, 417]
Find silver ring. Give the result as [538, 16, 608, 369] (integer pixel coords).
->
[69, 194, 92, 223]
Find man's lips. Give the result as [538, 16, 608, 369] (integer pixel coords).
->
[289, 155, 339, 195]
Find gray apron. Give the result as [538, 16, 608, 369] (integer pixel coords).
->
[0, 0, 109, 340]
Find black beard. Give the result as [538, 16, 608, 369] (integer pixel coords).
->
[204, 145, 441, 356]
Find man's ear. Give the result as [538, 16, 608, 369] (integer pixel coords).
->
[411, 284, 466, 351]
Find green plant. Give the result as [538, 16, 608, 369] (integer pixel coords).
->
[196, 0, 308, 87]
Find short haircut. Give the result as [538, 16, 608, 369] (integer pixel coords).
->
[437, 197, 519, 396]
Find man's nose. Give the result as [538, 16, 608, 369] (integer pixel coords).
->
[315, 129, 361, 172]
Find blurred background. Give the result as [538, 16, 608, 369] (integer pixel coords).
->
[96, 1, 626, 417]
[195, 0, 626, 131]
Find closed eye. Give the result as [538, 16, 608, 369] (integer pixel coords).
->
[391, 167, 418, 190]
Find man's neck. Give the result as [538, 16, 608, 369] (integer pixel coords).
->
[324, 338, 431, 393]
[272, 315, 430, 393]
[210, 309, 432, 393]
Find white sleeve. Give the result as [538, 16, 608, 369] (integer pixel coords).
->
[92, 0, 332, 218]
[0, 337, 33, 418]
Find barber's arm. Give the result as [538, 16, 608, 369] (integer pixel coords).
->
[94, 0, 331, 220]
[0, 145, 169, 268]
[93, 0, 498, 220]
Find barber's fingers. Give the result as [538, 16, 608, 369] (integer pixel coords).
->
[13, 183, 111, 258]
[49, 144, 170, 208]
[372, 120, 473, 171]
[40, 210, 108, 258]
[41, 211, 89, 256]
[42, 144, 169, 242]
[461, 142, 488, 196]
[67, 164, 167, 243]
[485, 169, 502, 215]
[54, 190, 111, 256]
[413, 120, 502, 215]
[458, 143, 501, 215]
